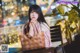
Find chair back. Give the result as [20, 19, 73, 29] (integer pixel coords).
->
[50, 25, 63, 45]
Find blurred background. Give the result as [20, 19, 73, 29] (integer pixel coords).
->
[0, 0, 80, 26]
[0, 0, 80, 53]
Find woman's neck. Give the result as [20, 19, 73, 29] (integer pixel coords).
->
[30, 20, 38, 24]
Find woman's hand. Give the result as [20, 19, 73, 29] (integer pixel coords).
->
[29, 21, 38, 35]
[29, 21, 42, 36]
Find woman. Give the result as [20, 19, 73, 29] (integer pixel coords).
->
[20, 5, 52, 52]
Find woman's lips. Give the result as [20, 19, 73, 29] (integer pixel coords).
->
[32, 17, 35, 18]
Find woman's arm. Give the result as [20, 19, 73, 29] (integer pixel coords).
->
[28, 22, 34, 37]
[41, 23, 52, 48]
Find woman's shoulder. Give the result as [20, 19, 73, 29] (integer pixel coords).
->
[40, 22, 47, 25]
[40, 22, 49, 29]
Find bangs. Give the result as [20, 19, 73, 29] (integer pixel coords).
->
[30, 8, 39, 14]
[29, 5, 40, 14]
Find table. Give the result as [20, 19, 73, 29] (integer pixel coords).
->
[21, 47, 55, 53]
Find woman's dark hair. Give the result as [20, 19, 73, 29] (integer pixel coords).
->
[24, 5, 47, 35]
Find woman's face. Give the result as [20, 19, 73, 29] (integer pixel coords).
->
[30, 11, 39, 21]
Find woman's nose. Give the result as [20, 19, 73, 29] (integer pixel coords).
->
[32, 13, 35, 16]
